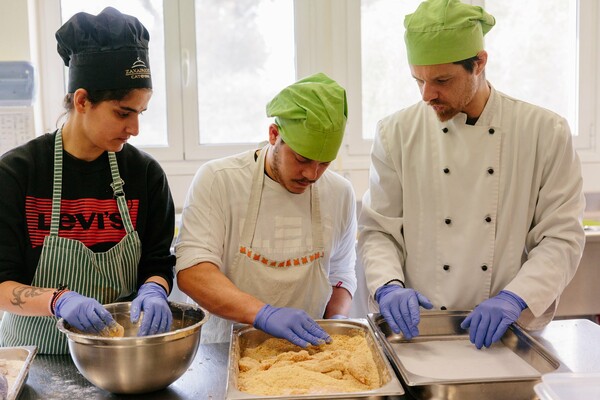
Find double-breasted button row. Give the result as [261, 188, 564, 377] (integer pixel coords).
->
[442, 166, 495, 175]
[440, 127, 496, 173]
[441, 127, 495, 134]
[438, 125, 495, 312]
[442, 264, 489, 272]
[444, 216, 493, 224]
[439, 262, 490, 310]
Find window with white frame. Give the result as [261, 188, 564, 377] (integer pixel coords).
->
[193, 1, 295, 145]
[361, 0, 600, 158]
[33, 0, 600, 168]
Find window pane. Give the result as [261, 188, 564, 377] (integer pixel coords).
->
[60, 0, 168, 147]
[361, 0, 422, 140]
[195, 0, 295, 145]
[484, 0, 577, 133]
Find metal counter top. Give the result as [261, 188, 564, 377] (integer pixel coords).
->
[19, 342, 229, 400]
[16, 319, 600, 400]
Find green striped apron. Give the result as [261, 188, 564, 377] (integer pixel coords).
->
[0, 130, 141, 354]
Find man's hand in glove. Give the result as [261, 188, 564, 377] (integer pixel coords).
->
[460, 290, 527, 349]
[253, 304, 331, 347]
[131, 282, 172, 336]
[375, 284, 433, 339]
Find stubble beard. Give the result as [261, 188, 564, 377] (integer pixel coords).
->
[430, 77, 478, 122]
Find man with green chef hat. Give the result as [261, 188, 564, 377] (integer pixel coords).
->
[359, 0, 585, 349]
[176, 73, 357, 346]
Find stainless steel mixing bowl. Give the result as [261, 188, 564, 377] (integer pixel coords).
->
[56, 301, 209, 394]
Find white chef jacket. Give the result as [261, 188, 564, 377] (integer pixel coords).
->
[358, 85, 585, 330]
[176, 149, 357, 339]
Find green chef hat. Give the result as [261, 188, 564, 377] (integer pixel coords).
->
[404, 0, 495, 65]
[266, 72, 347, 163]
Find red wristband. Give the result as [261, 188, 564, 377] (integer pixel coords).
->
[50, 284, 69, 316]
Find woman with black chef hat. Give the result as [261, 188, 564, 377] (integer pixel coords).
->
[0, 7, 175, 354]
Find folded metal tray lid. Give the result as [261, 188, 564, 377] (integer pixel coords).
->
[368, 311, 568, 400]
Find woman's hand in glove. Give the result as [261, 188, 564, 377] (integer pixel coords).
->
[54, 291, 115, 334]
[131, 282, 172, 336]
[253, 304, 331, 347]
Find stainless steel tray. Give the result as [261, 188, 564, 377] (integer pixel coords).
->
[0, 346, 37, 400]
[368, 311, 568, 400]
[226, 319, 405, 399]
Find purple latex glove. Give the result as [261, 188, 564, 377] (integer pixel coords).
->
[375, 284, 433, 339]
[460, 290, 527, 349]
[253, 305, 331, 347]
[130, 282, 172, 336]
[54, 291, 115, 334]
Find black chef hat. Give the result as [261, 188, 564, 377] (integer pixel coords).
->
[55, 7, 152, 93]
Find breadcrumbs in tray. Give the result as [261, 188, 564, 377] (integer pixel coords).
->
[237, 330, 381, 396]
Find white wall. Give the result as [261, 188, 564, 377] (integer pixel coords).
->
[582, 164, 600, 194]
[0, 1, 31, 61]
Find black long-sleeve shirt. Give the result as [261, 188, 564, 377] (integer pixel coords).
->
[0, 131, 175, 292]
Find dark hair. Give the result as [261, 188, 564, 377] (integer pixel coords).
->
[453, 55, 480, 73]
[57, 88, 141, 126]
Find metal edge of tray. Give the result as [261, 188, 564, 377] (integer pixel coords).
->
[367, 312, 568, 400]
[225, 318, 405, 399]
[1, 345, 38, 400]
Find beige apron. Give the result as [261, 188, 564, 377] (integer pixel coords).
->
[0, 130, 140, 354]
[201, 145, 332, 343]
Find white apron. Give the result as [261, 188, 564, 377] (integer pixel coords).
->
[201, 145, 332, 343]
[0, 130, 140, 354]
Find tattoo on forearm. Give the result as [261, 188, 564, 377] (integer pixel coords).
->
[11, 286, 53, 309]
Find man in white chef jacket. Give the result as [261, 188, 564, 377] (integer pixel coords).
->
[176, 73, 357, 346]
[358, 0, 585, 349]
